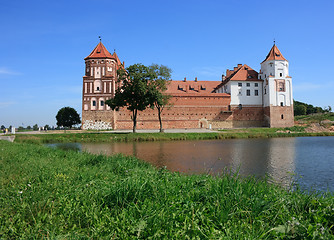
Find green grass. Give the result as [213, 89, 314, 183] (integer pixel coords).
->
[1, 140, 333, 239]
[14, 130, 334, 144]
[295, 112, 334, 123]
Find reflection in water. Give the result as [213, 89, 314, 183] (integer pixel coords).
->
[79, 139, 295, 187]
[47, 137, 334, 192]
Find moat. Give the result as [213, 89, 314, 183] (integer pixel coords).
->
[48, 136, 334, 192]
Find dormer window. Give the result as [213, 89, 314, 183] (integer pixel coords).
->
[178, 85, 183, 90]
[201, 85, 206, 90]
[248, 76, 252, 79]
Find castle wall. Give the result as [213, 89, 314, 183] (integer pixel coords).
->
[264, 105, 294, 128]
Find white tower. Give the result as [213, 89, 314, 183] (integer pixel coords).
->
[259, 44, 294, 127]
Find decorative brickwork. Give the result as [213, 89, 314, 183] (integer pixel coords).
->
[81, 42, 294, 130]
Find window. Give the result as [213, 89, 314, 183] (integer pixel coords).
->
[101, 101, 104, 106]
[280, 102, 284, 106]
[279, 82, 285, 91]
[255, 90, 259, 96]
[97, 87, 100, 91]
[246, 89, 250, 96]
[280, 73, 283, 77]
[264, 87, 267, 94]
[255, 83, 258, 87]
[281, 114, 284, 119]
[246, 83, 250, 87]
[238, 82, 242, 87]
[238, 104, 242, 110]
[238, 90, 242, 95]
[92, 101, 96, 106]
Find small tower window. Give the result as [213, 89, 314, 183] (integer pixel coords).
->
[100, 101, 104, 106]
[281, 114, 284, 119]
[97, 87, 100, 91]
[92, 101, 96, 106]
[280, 102, 284, 106]
[280, 73, 283, 77]
[279, 82, 285, 92]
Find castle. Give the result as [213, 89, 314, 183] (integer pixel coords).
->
[82, 42, 294, 130]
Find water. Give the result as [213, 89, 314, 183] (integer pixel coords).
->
[47, 136, 334, 192]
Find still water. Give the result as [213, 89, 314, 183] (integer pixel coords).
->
[48, 136, 334, 192]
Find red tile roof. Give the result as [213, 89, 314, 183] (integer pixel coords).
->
[165, 80, 227, 96]
[214, 64, 261, 91]
[262, 44, 287, 63]
[85, 42, 114, 60]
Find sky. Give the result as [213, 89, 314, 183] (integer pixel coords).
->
[1, 0, 333, 127]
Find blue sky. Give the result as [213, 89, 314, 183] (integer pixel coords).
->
[1, 0, 333, 127]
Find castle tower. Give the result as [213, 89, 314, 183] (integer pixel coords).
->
[259, 44, 294, 127]
[82, 41, 122, 130]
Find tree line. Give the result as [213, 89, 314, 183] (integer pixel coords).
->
[294, 100, 332, 116]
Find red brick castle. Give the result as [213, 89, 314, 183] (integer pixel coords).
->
[82, 42, 294, 130]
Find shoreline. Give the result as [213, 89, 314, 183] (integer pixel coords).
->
[12, 129, 334, 144]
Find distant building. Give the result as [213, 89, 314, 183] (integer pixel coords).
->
[82, 42, 294, 130]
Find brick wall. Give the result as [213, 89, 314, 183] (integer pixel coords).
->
[264, 106, 294, 128]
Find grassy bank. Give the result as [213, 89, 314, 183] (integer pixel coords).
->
[14, 129, 334, 144]
[1, 141, 333, 239]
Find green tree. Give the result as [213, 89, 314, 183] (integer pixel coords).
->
[56, 107, 81, 129]
[106, 64, 155, 133]
[44, 124, 50, 130]
[33, 124, 39, 131]
[26, 125, 31, 130]
[294, 104, 307, 116]
[148, 64, 172, 132]
[0, 125, 5, 130]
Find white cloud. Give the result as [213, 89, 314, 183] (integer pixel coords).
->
[0, 67, 21, 75]
[0, 101, 16, 108]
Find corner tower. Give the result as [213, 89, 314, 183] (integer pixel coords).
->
[259, 44, 294, 127]
[82, 41, 122, 130]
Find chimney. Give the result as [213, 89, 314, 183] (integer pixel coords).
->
[184, 77, 187, 82]
[195, 77, 197, 82]
[226, 69, 230, 76]
[238, 64, 242, 68]
[222, 74, 225, 82]
[234, 67, 238, 72]
[122, 61, 125, 66]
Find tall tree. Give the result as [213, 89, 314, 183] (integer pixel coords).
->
[106, 64, 155, 133]
[56, 107, 81, 129]
[148, 64, 172, 132]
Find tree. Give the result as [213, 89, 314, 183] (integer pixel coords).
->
[148, 64, 172, 132]
[33, 124, 39, 131]
[294, 104, 307, 116]
[56, 107, 81, 129]
[0, 125, 5, 130]
[26, 125, 31, 130]
[106, 64, 155, 133]
[44, 124, 50, 130]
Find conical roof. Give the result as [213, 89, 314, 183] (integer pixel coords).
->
[262, 44, 287, 63]
[85, 42, 113, 60]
